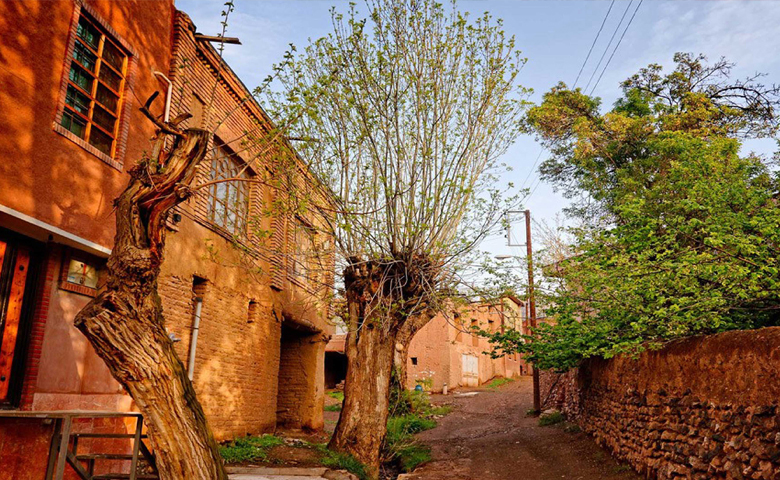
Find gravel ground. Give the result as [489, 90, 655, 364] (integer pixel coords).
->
[409, 376, 642, 480]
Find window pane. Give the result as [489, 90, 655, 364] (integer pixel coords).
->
[73, 40, 97, 72]
[102, 41, 125, 71]
[99, 65, 122, 91]
[88, 127, 113, 155]
[65, 85, 90, 115]
[92, 105, 116, 133]
[61, 110, 86, 138]
[69, 63, 93, 92]
[76, 17, 100, 50]
[95, 83, 118, 112]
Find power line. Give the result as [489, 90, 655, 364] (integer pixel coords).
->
[590, 0, 643, 95]
[583, 0, 634, 92]
[573, 0, 615, 88]
[520, 147, 545, 191]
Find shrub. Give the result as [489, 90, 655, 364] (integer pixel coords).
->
[324, 404, 342, 412]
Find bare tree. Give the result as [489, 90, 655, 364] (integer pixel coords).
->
[264, 0, 527, 473]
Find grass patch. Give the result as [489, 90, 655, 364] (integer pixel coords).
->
[220, 435, 284, 464]
[326, 391, 345, 402]
[539, 411, 566, 427]
[429, 404, 453, 416]
[563, 423, 581, 433]
[317, 446, 370, 480]
[324, 404, 342, 412]
[485, 377, 514, 390]
[384, 413, 437, 472]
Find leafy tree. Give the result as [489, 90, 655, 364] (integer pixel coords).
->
[263, 0, 527, 473]
[487, 53, 780, 370]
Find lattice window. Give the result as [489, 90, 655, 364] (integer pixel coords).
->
[60, 13, 128, 156]
[207, 146, 250, 235]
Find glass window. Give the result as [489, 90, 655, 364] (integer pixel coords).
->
[60, 13, 128, 157]
[207, 146, 250, 236]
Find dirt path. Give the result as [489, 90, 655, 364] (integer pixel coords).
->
[410, 377, 641, 480]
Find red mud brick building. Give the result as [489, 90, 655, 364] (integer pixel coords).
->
[0, 1, 333, 478]
[406, 297, 530, 392]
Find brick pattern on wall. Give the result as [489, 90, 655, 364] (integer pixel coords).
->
[542, 327, 780, 480]
[159, 273, 283, 440]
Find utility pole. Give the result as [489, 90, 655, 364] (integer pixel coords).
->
[525, 209, 541, 414]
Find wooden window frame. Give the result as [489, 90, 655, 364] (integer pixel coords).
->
[207, 143, 251, 237]
[53, 2, 137, 170]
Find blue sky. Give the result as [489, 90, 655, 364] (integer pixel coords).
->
[177, 0, 780, 256]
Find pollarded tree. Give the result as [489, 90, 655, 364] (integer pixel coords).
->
[263, 0, 527, 473]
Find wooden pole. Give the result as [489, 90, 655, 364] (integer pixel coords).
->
[525, 209, 541, 413]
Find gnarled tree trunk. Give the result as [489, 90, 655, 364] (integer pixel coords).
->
[74, 117, 228, 480]
[329, 258, 437, 478]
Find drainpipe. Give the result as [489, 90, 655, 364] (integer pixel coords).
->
[187, 297, 203, 381]
[152, 71, 172, 123]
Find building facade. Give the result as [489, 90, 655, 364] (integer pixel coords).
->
[0, 1, 333, 478]
[406, 297, 529, 393]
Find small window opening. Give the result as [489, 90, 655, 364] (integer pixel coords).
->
[248, 299, 258, 324]
[411, 357, 418, 366]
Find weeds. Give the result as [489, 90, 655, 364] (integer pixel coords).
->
[219, 435, 284, 464]
[539, 411, 566, 426]
[317, 446, 370, 480]
[485, 377, 514, 390]
[326, 391, 345, 402]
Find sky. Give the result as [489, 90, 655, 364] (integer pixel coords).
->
[177, 0, 780, 258]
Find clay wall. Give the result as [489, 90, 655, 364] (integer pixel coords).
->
[407, 299, 529, 392]
[542, 327, 780, 480]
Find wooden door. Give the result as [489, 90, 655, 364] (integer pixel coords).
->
[0, 235, 37, 405]
[461, 354, 479, 387]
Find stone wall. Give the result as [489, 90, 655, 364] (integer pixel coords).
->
[542, 327, 780, 479]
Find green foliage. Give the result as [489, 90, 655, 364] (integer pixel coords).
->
[538, 411, 565, 427]
[326, 391, 345, 402]
[318, 447, 370, 480]
[384, 415, 436, 472]
[485, 377, 514, 390]
[389, 386, 436, 417]
[429, 404, 453, 416]
[219, 435, 284, 464]
[383, 383, 449, 472]
[492, 53, 780, 370]
[324, 404, 342, 412]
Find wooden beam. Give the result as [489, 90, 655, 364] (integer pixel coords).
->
[0, 247, 30, 401]
[194, 34, 241, 45]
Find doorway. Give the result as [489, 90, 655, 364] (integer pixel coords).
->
[0, 230, 40, 407]
[276, 323, 320, 429]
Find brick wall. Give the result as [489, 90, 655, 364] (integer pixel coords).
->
[541, 327, 780, 480]
[154, 10, 331, 440]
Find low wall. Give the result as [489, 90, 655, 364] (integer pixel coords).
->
[542, 327, 780, 480]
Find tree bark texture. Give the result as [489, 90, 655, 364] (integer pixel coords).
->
[74, 123, 228, 480]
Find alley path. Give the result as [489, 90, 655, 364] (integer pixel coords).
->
[409, 377, 641, 480]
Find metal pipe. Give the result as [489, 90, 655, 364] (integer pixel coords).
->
[152, 71, 172, 123]
[187, 297, 203, 381]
